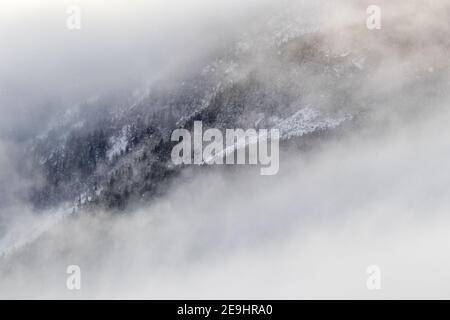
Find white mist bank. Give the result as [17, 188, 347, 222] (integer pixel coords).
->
[1, 0, 450, 299]
[2, 106, 450, 299]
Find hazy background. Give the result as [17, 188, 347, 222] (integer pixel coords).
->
[1, 0, 450, 299]
[0, 0, 276, 138]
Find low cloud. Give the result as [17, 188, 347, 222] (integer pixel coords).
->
[1, 0, 450, 299]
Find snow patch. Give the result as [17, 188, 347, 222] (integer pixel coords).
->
[275, 107, 349, 139]
[107, 126, 129, 161]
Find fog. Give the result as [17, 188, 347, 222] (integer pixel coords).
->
[1, 0, 450, 299]
[0, 0, 273, 137]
